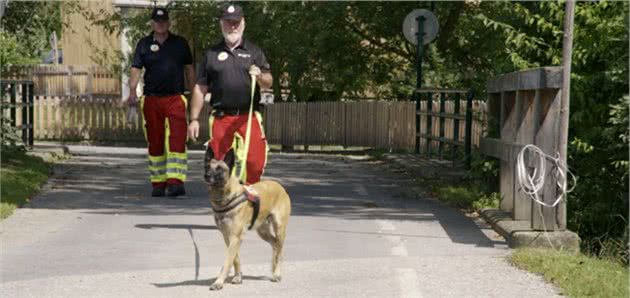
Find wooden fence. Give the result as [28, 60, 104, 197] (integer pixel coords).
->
[3, 65, 121, 96]
[262, 101, 416, 150]
[8, 95, 486, 151]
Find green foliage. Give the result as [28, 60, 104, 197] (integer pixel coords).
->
[0, 31, 39, 72]
[432, 183, 499, 212]
[511, 248, 629, 297]
[0, 1, 66, 66]
[0, 110, 24, 151]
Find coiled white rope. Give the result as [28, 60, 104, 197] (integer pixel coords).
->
[516, 144, 577, 208]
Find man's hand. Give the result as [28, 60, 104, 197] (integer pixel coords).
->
[127, 93, 138, 106]
[188, 119, 199, 141]
[249, 65, 262, 78]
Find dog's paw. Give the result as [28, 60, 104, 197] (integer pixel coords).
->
[271, 275, 282, 283]
[230, 274, 243, 284]
[209, 282, 224, 291]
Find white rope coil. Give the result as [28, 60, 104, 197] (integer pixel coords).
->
[516, 144, 577, 208]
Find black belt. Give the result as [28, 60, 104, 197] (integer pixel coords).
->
[213, 108, 256, 116]
[144, 93, 183, 97]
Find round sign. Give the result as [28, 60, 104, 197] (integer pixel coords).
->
[403, 9, 439, 45]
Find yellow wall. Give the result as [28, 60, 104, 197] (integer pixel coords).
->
[60, 0, 120, 66]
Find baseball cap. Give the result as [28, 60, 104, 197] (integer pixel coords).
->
[220, 4, 243, 21]
[151, 7, 169, 21]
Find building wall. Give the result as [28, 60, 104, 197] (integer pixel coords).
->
[60, 0, 120, 66]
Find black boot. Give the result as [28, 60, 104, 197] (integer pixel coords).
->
[151, 186, 166, 197]
[166, 184, 186, 198]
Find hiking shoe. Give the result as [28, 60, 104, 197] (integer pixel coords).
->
[151, 186, 166, 197]
[166, 184, 186, 198]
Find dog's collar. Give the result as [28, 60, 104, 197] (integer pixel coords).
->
[211, 192, 247, 214]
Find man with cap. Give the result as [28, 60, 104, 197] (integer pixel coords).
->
[127, 7, 195, 198]
[188, 3, 273, 185]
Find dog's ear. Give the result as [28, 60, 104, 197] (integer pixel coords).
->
[224, 149, 235, 173]
[205, 146, 215, 162]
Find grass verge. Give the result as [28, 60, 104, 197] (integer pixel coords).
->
[431, 183, 501, 212]
[1, 150, 51, 219]
[511, 248, 629, 297]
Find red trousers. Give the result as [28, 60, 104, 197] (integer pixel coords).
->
[142, 95, 188, 187]
[209, 113, 267, 185]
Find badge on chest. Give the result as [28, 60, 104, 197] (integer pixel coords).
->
[218, 52, 228, 61]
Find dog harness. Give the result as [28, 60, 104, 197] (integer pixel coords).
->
[212, 186, 260, 230]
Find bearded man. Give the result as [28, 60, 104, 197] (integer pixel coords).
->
[187, 3, 273, 185]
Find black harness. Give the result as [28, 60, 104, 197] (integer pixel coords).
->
[212, 191, 260, 230]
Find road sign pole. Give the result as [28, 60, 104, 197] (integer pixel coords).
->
[416, 16, 425, 90]
[414, 16, 425, 154]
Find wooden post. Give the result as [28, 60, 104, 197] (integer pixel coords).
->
[425, 92, 432, 157]
[452, 93, 461, 163]
[464, 90, 473, 168]
[554, 0, 576, 230]
[86, 66, 93, 99]
[438, 92, 446, 159]
[65, 66, 72, 96]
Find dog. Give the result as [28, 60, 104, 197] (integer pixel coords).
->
[204, 148, 291, 291]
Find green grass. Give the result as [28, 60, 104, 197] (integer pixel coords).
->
[431, 183, 500, 212]
[1, 150, 51, 219]
[511, 248, 629, 297]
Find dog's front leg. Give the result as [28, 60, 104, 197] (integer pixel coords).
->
[210, 236, 242, 291]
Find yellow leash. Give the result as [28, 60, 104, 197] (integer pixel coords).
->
[238, 74, 256, 184]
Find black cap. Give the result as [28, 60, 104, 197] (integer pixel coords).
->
[220, 4, 243, 21]
[151, 7, 169, 21]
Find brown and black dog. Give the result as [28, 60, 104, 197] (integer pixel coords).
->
[204, 148, 291, 291]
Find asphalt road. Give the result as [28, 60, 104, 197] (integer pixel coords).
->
[0, 145, 560, 297]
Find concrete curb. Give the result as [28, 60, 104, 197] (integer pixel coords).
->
[480, 208, 580, 253]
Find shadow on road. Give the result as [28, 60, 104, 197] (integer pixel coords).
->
[24, 152, 504, 249]
[152, 275, 271, 288]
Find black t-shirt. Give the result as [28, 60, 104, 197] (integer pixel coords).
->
[132, 32, 193, 96]
[196, 39, 271, 110]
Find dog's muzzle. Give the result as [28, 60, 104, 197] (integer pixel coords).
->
[204, 172, 225, 186]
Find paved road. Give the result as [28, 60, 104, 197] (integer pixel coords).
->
[1, 146, 560, 297]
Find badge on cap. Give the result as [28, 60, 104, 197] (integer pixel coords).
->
[218, 51, 228, 61]
[157, 9, 164, 15]
[227, 5, 235, 13]
[150, 44, 160, 52]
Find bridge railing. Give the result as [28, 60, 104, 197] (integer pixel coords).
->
[480, 67, 565, 231]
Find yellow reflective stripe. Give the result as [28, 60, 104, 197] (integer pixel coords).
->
[140, 96, 147, 142]
[165, 118, 170, 153]
[180, 95, 188, 109]
[166, 174, 186, 181]
[148, 155, 166, 162]
[167, 163, 187, 170]
[149, 165, 166, 171]
[255, 111, 266, 139]
[151, 175, 167, 183]
[181, 95, 189, 142]
[168, 151, 187, 159]
[208, 114, 215, 140]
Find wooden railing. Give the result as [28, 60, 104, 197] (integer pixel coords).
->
[3, 65, 121, 96]
[480, 67, 565, 231]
